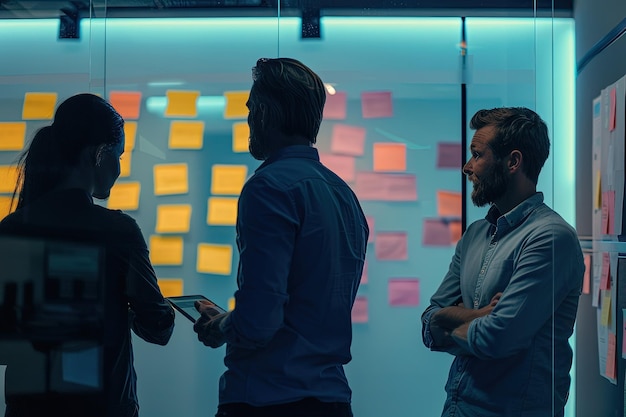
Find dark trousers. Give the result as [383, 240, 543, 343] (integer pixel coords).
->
[216, 397, 353, 417]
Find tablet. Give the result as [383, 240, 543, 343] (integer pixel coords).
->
[167, 295, 226, 322]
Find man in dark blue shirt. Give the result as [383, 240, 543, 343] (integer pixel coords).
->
[193, 58, 369, 417]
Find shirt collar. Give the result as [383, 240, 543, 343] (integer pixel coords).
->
[485, 192, 544, 230]
[255, 145, 319, 173]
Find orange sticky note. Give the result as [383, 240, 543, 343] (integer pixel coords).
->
[157, 278, 184, 297]
[437, 190, 462, 218]
[165, 90, 200, 118]
[197, 243, 232, 275]
[154, 163, 189, 195]
[124, 122, 137, 151]
[211, 165, 247, 195]
[0, 122, 26, 151]
[109, 91, 142, 120]
[232, 122, 250, 153]
[169, 120, 204, 149]
[149, 235, 184, 265]
[224, 91, 249, 119]
[0, 165, 19, 193]
[107, 181, 141, 211]
[373, 143, 406, 172]
[0, 196, 17, 220]
[22, 92, 57, 120]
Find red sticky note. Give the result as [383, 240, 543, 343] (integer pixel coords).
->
[388, 278, 420, 307]
[109, 91, 142, 120]
[361, 91, 393, 119]
[330, 124, 366, 156]
[610, 88, 616, 132]
[319, 153, 356, 183]
[351, 296, 368, 323]
[375, 232, 408, 260]
[324, 91, 347, 120]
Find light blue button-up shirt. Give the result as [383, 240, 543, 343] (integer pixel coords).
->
[422, 192, 584, 417]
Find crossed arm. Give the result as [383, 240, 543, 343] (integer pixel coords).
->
[428, 293, 501, 355]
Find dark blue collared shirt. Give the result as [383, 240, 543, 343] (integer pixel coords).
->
[422, 193, 584, 417]
[218, 145, 368, 406]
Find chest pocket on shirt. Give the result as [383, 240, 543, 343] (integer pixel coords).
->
[481, 258, 514, 300]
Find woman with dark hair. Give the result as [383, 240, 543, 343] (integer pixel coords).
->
[0, 93, 175, 417]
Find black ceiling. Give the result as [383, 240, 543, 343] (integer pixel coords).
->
[0, 0, 574, 19]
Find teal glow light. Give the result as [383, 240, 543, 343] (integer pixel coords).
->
[146, 96, 227, 116]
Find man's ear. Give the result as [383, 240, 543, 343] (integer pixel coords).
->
[508, 149, 522, 173]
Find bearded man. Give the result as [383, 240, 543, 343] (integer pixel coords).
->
[421, 107, 584, 417]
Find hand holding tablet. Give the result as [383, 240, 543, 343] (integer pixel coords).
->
[167, 295, 226, 322]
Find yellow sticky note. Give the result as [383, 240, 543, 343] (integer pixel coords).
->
[150, 235, 184, 265]
[119, 152, 132, 178]
[169, 121, 205, 149]
[211, 165, 247, 195]
[107, 181, 141, 211]
[595, 170, 602, 209]
[157, 278, 184, 297]
[224, 91, 249, 119]
[165, 90, 200, 118]
[154, 163, 189, 195]
[197, 243, 232, 275]
[600, 291, 612, 327]
[156, 204, 192, 233]
[22, 92, 57, 120]
[0, 165, 19, 193]
[124, 122, 137, 152]
[0, 196, 16, 220]
[0, 122, 27, 151]
[373, 142, 407, 172]
[228, 297, 236, 311]
[207, 197, 238, 225]
[232, 122, 250, 153]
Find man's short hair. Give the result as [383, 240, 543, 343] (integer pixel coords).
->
[470, 107, 550, 184]
[250, 58, 326, 143]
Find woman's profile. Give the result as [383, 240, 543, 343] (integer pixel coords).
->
[0, 93, 175, 417]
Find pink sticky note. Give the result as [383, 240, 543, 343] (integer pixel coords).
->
[607, 190, 615, 234]
[319, 153, 356, 183]
[437, 142, 462, 169]
[388, 278, 420, 307]
[610, 88, 616, 131]
[606, 331, 616, 379]
[600, 252, 610, 290]
[361, 91, 393, 119]
[366, 216, 375, 243]
[375, 232, 408, 260]
[423, 218, 452, 246]
[583, 254, 591, 294]
[330, 124, 366, 156]
[351, 296, 368, 323]
[361, 259, 368, 285]
[354, 172, 417, 201]
[324, 91, 347, 120]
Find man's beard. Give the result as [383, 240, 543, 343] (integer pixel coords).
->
[470, 161, 510, 207]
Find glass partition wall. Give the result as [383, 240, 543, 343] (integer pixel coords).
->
[0, 2, 575, 417]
